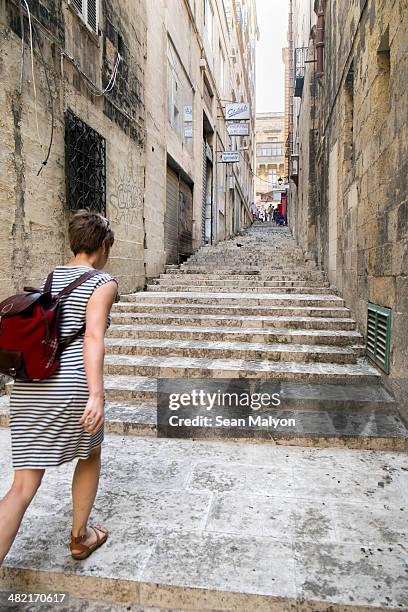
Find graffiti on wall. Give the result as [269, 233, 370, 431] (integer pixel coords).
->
[109, 158, 144, 230]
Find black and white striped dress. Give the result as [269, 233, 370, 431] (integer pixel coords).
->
[9, 266, 118, 470]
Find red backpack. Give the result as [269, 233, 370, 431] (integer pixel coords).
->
[0, 269, 99, 381]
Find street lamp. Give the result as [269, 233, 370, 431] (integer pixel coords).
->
[278, 176, 283, 186]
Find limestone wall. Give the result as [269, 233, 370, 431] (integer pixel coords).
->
[0, 0, 146, 298]
[293, 0, 408, 385]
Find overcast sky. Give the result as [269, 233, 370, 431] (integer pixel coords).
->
[255, 0, 289, 113]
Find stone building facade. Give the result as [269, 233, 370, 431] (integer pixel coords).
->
[254, 111, 285, 207]
[287, 0, 408, 406]
[0, 0, 147, 296]
[0, 0, 257, 296]
[144, 0, 257, 278]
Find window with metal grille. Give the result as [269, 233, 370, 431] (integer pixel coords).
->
[367, 303, 392, 374]
[65, 110, 106, 215]
[69, 0, 99, 34]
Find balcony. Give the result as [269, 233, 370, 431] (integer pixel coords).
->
[294, 47, 308, 97]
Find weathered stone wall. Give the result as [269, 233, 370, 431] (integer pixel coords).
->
[0, 0, 146, 297]
[297, 0, 408, 392]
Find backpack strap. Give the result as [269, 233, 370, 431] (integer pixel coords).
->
[54, 269, 102, 352]
[56, 269, 100, 298]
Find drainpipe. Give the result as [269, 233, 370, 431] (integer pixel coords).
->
[316, 11, 325, 78]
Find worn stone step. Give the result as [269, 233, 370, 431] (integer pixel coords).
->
[104, 354, 380, 382]
[111, 312, 356, 331]
[161, 272, 328, 281]
[119, 291, 345, 308]
[104, 338, 357, 364]
[181, 263, 318, 271]
[107, 323, 362, 346]
[157, 277, 329, 287]
[113, 301, 350, 318]
[148, 284, 332, 294]
[1, 385, 403, 451]
[1, 429, 408, 610]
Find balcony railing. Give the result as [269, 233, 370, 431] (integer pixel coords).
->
[294, 47, 308, 97]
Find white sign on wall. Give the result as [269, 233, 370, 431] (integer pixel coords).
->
[225, 102, 250, 121]
[227, 122, 250, 136]
[184, 105, 193, 122]
[184, 125, 193, 138]
[219, 151, 240, 163]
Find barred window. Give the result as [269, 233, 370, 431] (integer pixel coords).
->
[65, 110, 106, 215]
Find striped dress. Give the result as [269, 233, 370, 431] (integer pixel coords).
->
[10, 266, 118, 470]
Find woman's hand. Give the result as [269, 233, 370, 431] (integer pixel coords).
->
[80, 394, 105, 434]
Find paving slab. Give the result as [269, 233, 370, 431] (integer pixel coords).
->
[1, 429, 408, 609]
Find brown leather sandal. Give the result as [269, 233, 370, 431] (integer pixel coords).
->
[70, 524, 108, 560]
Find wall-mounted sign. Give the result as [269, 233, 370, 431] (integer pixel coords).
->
[184, 124, 193, 138]
[227, 122, 250, 136]
[225, 102, 250, 121]
[219, 151, 240, 163]
[184, 106, 193, 122]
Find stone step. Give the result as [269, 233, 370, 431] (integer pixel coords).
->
[161, 271, 328, 279]
[179, 264, 316, 271]
[113, 301, 350, 318]
[157, 278, 329, 288]
[1, 429, 407, 610]
[185, 261, 316, 268]
[111, 312, 356, 331]
[181, 264, 318, 271]
[107, 323, 363, 346]
[148, 284, 331, 294]
[119, 292, 345, 307]
[0, 384, 404, 451]
[104, 338, 358, 364]
[104, 354, 380, 382]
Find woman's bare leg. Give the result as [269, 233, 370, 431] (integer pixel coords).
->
[71, 446, 107, 553]
[0, 469, 44, 565]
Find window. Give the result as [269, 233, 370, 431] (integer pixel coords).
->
[377, 27, 391, 115]
[168, 57, 181, 133]
[65, 110, 106, 214]
[204, 0, 213, 50]
[219, 44, 225, 93]
[70, 0, 99, 34]
[267, 169, 277, 186]
[258, 144, 283, 157]
[344, 61, 354, 165]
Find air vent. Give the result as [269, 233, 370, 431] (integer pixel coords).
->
[366, 303, 392, 374]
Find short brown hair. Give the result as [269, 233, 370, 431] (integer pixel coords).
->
[69, 209, 115, 255]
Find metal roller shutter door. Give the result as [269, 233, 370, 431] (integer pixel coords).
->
[165, 167, 179, 264]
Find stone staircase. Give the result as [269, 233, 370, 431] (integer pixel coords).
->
[1, 224, 408, 610]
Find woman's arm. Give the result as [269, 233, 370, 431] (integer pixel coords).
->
[79, 280, 118, 434]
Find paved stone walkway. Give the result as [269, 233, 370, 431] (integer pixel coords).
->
[0, 429, 407, 609]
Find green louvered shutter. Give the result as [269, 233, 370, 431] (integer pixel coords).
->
[366, 303, 392, 374]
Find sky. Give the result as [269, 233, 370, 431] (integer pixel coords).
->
[255, 0, 289, 113]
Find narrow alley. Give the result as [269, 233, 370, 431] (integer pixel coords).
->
[1, 224, 407, 609]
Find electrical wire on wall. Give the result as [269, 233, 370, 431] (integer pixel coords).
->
[20, 0, 44, 157]
[31, 23, 54, 176]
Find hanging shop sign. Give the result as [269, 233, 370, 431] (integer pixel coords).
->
[225, 102, 250, 121]
[227, 122, 250, 136]
[219, 151, 240, 163]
